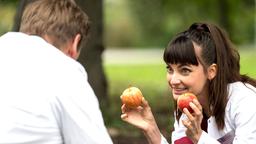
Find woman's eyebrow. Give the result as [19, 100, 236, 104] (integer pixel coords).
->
[177, 63, 190, 68]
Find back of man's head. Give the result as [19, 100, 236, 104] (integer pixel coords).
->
[20, 0, 90, 51]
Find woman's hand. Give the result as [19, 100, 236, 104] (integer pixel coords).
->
[121, 97, 161, 144]
[121, 97, 156, 130]
[182, 98, 203, 143]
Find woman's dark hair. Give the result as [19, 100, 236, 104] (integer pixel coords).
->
[164, 22, 256, 130]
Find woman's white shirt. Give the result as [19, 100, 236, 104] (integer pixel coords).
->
[163, 82, 256, 144]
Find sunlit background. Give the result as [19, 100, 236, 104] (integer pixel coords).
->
[0, 0, 255, 143]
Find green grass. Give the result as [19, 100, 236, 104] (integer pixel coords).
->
[103, 49, 256, 138]
[105, 64, 170, 106]
[239, 49, 256, 78]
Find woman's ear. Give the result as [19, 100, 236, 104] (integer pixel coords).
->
[67, 34, 81, 60]
[207, 63, 217, 80]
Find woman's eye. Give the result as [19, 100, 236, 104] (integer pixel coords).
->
[166, 66, 173, 73]
[181, 68, 191, 75]
[167, 69, 173, 73]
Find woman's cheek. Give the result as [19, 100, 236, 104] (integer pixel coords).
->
[166, 73, 171, 81]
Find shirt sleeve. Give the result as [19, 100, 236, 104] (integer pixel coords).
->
[52, 66, 113, 144]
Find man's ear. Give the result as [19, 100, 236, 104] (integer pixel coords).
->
[67, 34, 81, 60]
[207, 63, 217, 80]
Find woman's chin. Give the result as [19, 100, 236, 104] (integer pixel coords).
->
[172, 93, 181, 100]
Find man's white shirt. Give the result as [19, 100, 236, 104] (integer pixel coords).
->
[0, 32, 113, 144]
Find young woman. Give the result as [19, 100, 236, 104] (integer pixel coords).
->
[121, 22, 256, 144]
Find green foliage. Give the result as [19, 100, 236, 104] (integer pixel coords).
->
[0, 0, 18, 5]
[1, 0, 255, 48]
[104, 0, 144, 48]
[105, 0, 255, 47]
[0, 1, 18, 34]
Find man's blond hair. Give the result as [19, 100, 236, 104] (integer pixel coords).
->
[20, 0, 90, 50]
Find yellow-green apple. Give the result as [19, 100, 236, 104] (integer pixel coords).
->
[120, 86, 143, 108]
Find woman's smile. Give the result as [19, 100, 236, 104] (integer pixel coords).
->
[172, 87, 188, 95]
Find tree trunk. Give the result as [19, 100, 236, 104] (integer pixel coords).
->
[12, 0, 34, 31]
[13, 0, 109, 107]
[75, 0, 109, 107]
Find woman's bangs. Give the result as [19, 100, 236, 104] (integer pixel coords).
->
[163, 36, 198, 65]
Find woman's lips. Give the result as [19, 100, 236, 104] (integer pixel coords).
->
[172, 88, 187, 95]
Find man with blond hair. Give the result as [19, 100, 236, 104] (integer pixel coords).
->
[0, 0, 113, 143]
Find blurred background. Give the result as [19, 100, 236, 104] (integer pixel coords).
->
[1, 0, 255, 143]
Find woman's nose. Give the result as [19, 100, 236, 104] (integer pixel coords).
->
[170, 74, 181, 85]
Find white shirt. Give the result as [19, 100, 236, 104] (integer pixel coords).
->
[162, 82, 256, 144]
[0, 32, 113, 144]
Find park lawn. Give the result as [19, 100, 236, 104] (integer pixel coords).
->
[239, 49, 256, 78]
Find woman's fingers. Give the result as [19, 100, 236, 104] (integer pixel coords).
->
[182, 101, 203, 142]
[141, 97, 148, 107]
[121, 104, 125, 113]
[183, 108, 194, 120]
[121, 103, 134, 113]
[121, 113, 128, 119]
[141, 97, 152, 112]
[192, 99, 202, 112]
[189, 102, 201, 116]
[182, 119, 194, 131]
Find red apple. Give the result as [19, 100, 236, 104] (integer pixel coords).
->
[177, 92, 197, 113]
[120, 86, 143, 108]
